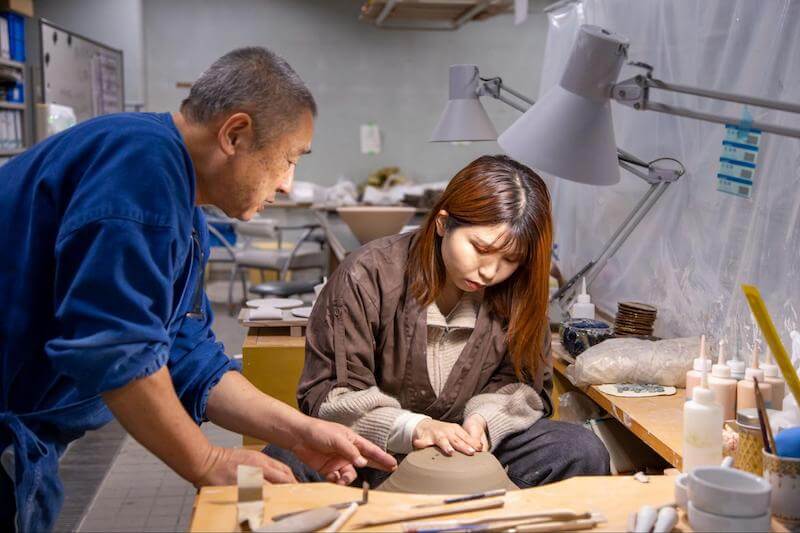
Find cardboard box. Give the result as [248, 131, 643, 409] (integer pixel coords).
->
[0, 1, 32, 17]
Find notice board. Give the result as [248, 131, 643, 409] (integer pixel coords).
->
[39, 19, 124, 123]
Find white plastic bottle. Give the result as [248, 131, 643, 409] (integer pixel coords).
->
[761, 349, 786, 411]
[685, 335, 712, 400]
[570, 277, 595, 320]
[683, 358, 723, 472]
[708, 340, 737, 421]
[737, 342, 773, 410]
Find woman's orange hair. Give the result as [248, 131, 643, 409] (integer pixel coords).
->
[407, 155, 553, 380]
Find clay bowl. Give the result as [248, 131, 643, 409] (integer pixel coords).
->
[378, 447, 518, 495]
[336, 206, 416, 244]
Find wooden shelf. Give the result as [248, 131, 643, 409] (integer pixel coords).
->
[0, 101, 24, 110]
[0, 56, 24, 70]
[360, 0, 514, 30]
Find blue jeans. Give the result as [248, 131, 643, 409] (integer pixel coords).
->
[264, 418, 610, 489]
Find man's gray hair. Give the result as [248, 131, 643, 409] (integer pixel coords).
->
[181, 47, 316, 147]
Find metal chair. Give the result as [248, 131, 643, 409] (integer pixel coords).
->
[207, 221, 325, 314]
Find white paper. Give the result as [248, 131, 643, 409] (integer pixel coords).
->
[360, 123, 381, 154]
[249, 306, 283, 320]
[514, 0, 529, 25]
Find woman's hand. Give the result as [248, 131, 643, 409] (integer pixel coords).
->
[412, 419, 482, 456]
[462, 414, 489, 452]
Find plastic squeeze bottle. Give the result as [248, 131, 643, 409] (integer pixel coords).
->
[761, 349, 786, 411]
[683, 354, 723, 472]
[570, 277, 595, 320]
[686, 335, 712, 400]
[737, 342, 773, 410]
[708, 339, 737, 420]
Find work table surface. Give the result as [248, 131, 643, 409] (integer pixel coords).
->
[190, 475, 676, 532]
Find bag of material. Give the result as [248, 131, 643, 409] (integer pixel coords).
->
[565, 336, 701, 387]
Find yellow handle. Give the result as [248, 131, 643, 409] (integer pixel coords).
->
[741, 284, 800, 407]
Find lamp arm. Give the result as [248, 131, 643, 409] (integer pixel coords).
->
[550, 159, 683, 319]
[478, 77, 534, 112]
[613, 74, 800, 140]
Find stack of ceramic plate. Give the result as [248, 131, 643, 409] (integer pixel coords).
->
[614, 302, 657, 337]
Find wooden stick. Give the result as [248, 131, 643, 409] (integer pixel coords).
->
[512, 517, 601, 532]
[401, 510, 590, 532]
[742, 285, 800, 406]
[324, 502, 359, 533]
[352, 498, 505, 529]
[753, 379, 777, 453]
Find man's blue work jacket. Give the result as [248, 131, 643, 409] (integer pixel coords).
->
[0, 112, 238, 531]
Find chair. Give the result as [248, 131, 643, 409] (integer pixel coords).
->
[206, 221, 326, 314]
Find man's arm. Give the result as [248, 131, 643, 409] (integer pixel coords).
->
[206, 371, 397, 484]
[103, 366, 297, 485]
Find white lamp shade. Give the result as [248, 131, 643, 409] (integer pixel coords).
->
[498, 25, 629, 185]
[431, 98, 497, 142]
[498, 84, 620, 185]
[431, 64, 498, 142]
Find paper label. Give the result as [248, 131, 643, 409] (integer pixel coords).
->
[717, 124, 760, 199]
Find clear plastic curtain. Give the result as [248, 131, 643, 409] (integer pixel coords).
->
[541, 0, 800, 355]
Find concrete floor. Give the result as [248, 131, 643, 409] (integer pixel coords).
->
[62, 282, 249, 532]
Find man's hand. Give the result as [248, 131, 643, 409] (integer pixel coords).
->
[462, 414, 489, 452]
[193, 446, 296, 486]
[290, 418, 397, 485]
[413, 419, 482, 456]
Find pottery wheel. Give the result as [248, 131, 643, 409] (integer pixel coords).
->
[377, 447, 517, 494]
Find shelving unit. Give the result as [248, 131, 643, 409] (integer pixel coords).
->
[0, 26, 26, 161]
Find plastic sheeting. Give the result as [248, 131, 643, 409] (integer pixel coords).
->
[540, 0, 800, 355]
[565, 336, 700, 387]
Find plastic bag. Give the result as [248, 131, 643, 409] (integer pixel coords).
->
[565, 336, 701, 387]
[557, 392, 604, 424]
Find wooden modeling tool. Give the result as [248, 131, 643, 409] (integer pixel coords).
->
[741, 284, 800, 406]
[753, 379, 777, 454]
[353, 497, 505, 529]
[323, 502, 359, 533]
[402, 510, 592, 532]
[255, 507, 340, 533]
[237, 465, 264, 531]
[413, 489, 507, 508]
[269, 481, 369, 522]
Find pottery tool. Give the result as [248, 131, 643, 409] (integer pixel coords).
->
[632, 505, 656, 533]
[508, 514, 605, 533]
[741, 284, 800, 406]
[753, 378, 777, 454]
[353, 497, 504, 529]
[412, 489, 507, 508]
[652, 507, 678, 533]
[237, 465, 264, 531]
[255, 507, 340, 533]
[269, 481, 369, 522]
[402, 510, 592, 532]
[323, 502, 359, 533]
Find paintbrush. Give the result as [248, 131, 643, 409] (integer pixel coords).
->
[352, 498, 505, 529]
[753, 378, 777, 454]
[413, 489, 507, 508]
[402, 510, 591, 532]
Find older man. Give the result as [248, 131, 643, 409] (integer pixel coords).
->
[0, 47, 395, 532]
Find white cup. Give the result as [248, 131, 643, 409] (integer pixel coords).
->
[762, 449, 800, 524]
[688, 466, 771, 518]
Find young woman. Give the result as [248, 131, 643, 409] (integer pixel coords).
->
[268, 155, 609, 487]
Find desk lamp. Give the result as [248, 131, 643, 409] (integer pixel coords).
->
[432, 24, 800, 320]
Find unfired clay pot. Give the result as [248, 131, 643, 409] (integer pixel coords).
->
[377, 447, 518, 494]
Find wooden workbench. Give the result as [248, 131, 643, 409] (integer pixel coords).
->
[190, 475, 678, 532]
[551, 338, 685, 470]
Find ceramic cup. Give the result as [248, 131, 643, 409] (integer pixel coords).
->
[674, 473, 689, 512]
[762, 449, 800, 525]
[687, 501, 771, 532]
[687, 466, 771, 517]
